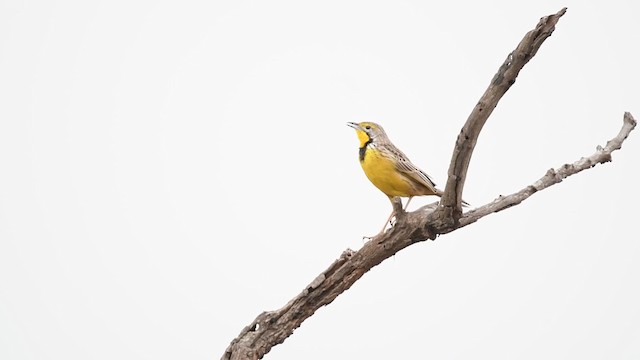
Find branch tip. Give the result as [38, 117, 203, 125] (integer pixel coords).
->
[457, 111, 636, 229]
[624, 112, 637, 126]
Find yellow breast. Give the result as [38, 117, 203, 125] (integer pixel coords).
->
[360, 147, 415, 198]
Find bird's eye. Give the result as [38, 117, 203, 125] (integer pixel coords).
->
[365, 125, 371, 130]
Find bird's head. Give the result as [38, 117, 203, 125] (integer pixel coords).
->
[347, 122, 387, 148]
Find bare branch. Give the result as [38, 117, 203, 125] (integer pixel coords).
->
[220, 9, 635, 360]
[438, 8, 567, 217]
[433, 112, 637, 232]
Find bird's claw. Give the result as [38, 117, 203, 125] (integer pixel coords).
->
[362, 235, 373, 242]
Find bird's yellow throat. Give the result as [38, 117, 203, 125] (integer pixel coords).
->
[355, 130, 371, 149]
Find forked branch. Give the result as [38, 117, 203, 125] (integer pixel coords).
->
[221, 8, 636, 360]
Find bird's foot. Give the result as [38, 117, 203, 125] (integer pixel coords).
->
[362, 221, 395, 242]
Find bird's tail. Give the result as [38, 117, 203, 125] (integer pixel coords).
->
[435, 189, 470, 207]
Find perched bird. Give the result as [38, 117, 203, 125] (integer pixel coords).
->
[347, 121, 447, 237]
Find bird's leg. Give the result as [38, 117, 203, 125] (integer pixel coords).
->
[363, 198, 401, 240]
[382, 197, 404, 230]
[363, 209, 396, 241]
[403, 196, 413, 211]
[388, 196, 402, 227]
[382, 208, 396, 232]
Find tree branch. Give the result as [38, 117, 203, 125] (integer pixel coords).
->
[421, 112, 636, 234]
[438, 7, 567, 218]
[221, 8, 636, 360]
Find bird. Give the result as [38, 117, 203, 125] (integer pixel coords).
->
[347, 121, 450, 237]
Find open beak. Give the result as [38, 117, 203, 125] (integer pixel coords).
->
[346, 122, 360, 130]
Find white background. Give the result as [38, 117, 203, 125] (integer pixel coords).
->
[1, 1, 639, 359]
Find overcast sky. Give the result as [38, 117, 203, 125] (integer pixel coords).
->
[1, 1, 639, 359]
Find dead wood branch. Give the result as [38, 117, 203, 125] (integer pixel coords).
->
[221, 8, 636, 360]
[436, 7, 567, 220]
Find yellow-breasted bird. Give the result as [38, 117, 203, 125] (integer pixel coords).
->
[347, 121, 446, 237]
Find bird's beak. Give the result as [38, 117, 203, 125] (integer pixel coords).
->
[346, 122, 360, 130]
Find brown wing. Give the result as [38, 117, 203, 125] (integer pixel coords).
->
[378, 143, 440, 195]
